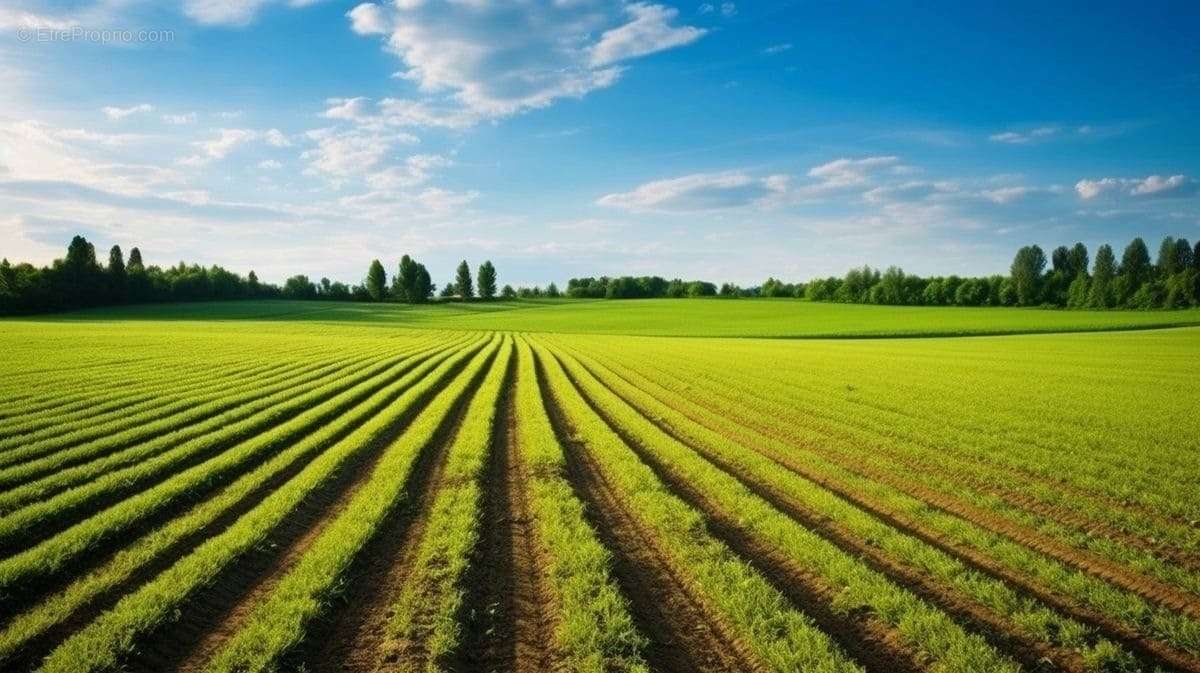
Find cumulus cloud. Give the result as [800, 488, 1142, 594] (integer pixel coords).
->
[264, 128, 292, 147]
[597, 171, 789, 213]
[346, 2, 389, 35]
[345, 2, 704, 123]
[1075, 174, 1195, 199]
[590, 3, 707, 67]
[0, 8, 77, 30]
[103, 104, 154, 121]
[181, 128, 258, 166]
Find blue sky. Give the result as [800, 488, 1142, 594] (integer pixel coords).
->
[1, 1, 1197, 286]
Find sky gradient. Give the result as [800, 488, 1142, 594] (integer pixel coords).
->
[1, 1, 1198, 286]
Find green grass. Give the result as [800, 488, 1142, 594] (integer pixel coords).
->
[18, 298, 1200, 338]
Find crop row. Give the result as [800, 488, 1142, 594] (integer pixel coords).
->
[34, 334, 490, 673]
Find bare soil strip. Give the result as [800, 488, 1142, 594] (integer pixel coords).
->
[293, 345, 500, 673]
[536, 358, 759, 673]
[585, 357, 1200, 673]
[454, 360, 554, 673]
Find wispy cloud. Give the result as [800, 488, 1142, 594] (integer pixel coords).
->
[103, 104, 154, 121]
[1075, 174, 1195, 199]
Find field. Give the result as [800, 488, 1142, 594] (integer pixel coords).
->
[1, 300, 1198, 673]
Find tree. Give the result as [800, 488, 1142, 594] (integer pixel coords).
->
[1194, 240, 1200, 271]
[477, 260, 497, 299]
[546, 282, 560, 298]
[455, 260, 474, 299]
[1088, 244, 1117, 308]
[1173, 238, 1193, 272]
[440, 280, 456, 298]
[127, 247, 144, 273]
[107, 245, 127, 301]
[1068, 242, 1089, 279]
[501, 284, 516, 299]
[395, 255, 418, 302]
[1157, 236, 1179, 276]
[1010, 245, 1047, 306]
[365, 259, 387, 301]
[413, 263, 432, 302]
[1120, 237, 1152, 282]
[1051, 246, 1071, 275]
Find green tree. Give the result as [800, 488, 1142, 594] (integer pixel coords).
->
[107, 245, 127, 301]
[455, 260, 474, 299]
[365, 259, 387, 302]
[413, 263, 432, 302]
[1173, 238, 1193, 272]
[501, 284, 516, 299]
[395, 255, 418, 302]
[1010, 244, 1047, 306]
[477, 260, 497, 299]
[440, 280, 456, 298]
[127, 247, 144, 273]
[1156, 236, 1179, 275]
[1120, 237, 1152, 281]
[1088, 244, 1117, 308]
[1068, 242, 1089, 278]
[546, 282, 560, 298]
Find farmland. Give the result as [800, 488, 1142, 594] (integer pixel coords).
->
[0, 301, 1198, 673]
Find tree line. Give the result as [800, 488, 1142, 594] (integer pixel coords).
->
[0, 235, 508, 315]
[564, 236, 1200, 309]
[4, 233, 1199, 316]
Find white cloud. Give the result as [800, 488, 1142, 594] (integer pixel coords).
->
[162, 112, 198, 125]
[597, 171, 789, 213]
[1130, 174, 1190, 196]
[365, 154, 451, 190]
[258, 159, 283, 170]
[762, 43, 793, 55]
[181, 128, 258, 166]
[323, 97, 373, 122]
[103, 104, 154, 121]
[980, 186, 1036, 204]
[0, 9, 77, 30]
[264, 128, 292, 147]
[988, 126, 1058, 144]
[301, 127, 418, 179]
[807, 156, 899, 190]
[347, 3, 389, 35]
[345, 2, 704, 123]
[1076, 174, 1194, 199]
[590, 3, 707, 67]
[183, 0, 273, 26]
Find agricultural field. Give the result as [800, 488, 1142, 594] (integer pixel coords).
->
[0, 302, 1198, 673]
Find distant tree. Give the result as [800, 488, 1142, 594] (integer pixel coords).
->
[1068, 242, 1089, 278]
[1157, 236, 1180, 276]
[455, 260, 474, 299]
[395, 255, 418, 302]
[365, 259, 387, 302]
[1120, 237, 1152, 282]
[106, 245, 127, 301]
[282, 274, 317, 299]
[247, 270, 261, 297]
[1066, 275, 1090, 308]
[440, 280, 456, 298]
[1088, 244, 1117, 308]
[874, 266, 908, 305]
[477, 260, 497, 299]
[1194, 240, 1200, 271]
[501, 284, 516, 299]
[127, 247, 144, 273]
[413, 263, 432, 302]
[546, 282, 560, 298]
[1051, 246, 1071, 275]
[1010, 245, 1047, 306]
[1173, 238, 1193, 272]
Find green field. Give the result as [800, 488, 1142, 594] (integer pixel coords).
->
[40, 297, 1200, 337]
[1, 300, 1197, 673]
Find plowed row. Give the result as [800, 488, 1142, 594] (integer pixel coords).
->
[1, 322, 1197, 673]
